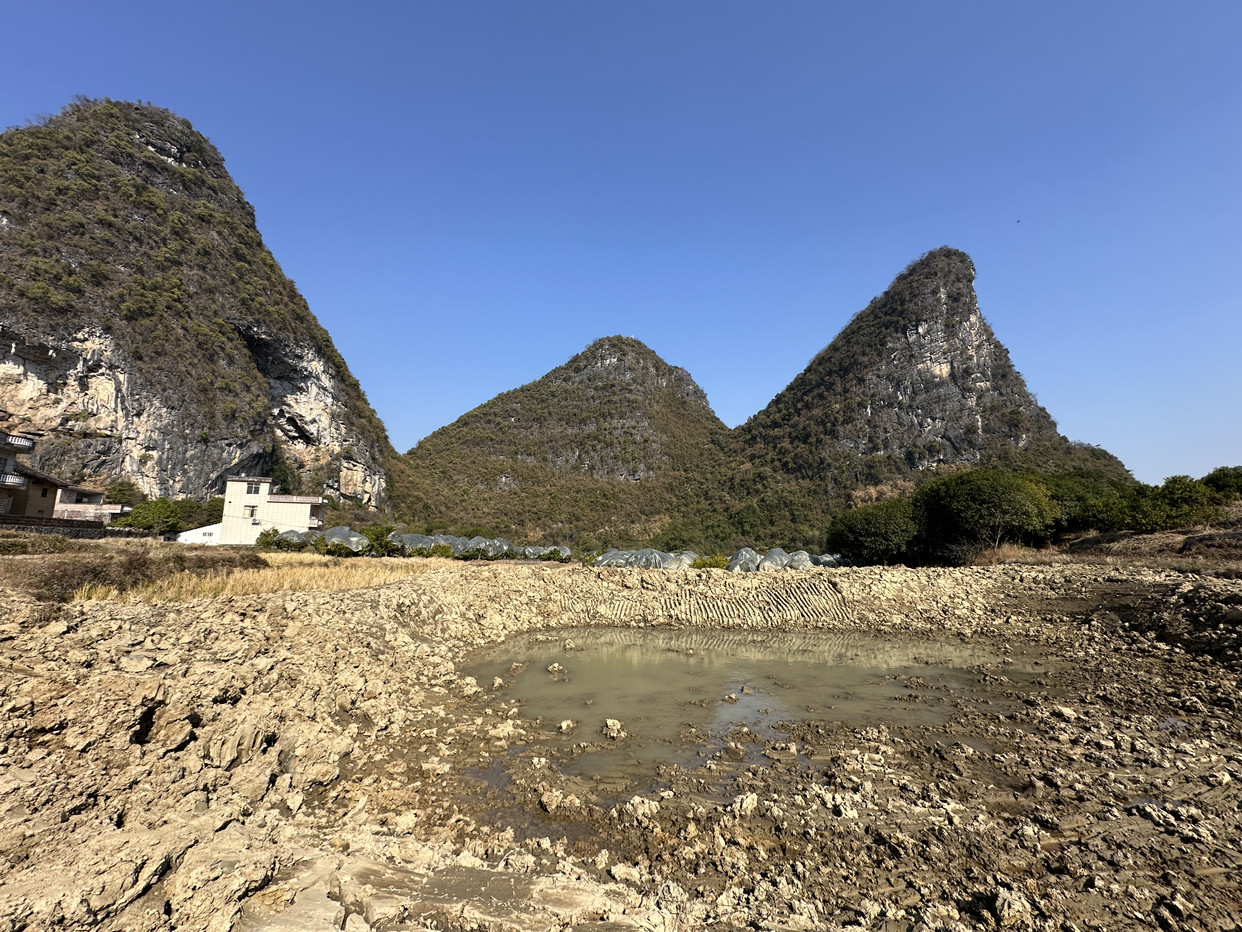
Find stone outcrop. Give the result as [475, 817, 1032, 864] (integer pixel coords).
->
[0, 324, 385, 503]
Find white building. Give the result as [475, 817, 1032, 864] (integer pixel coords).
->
[185, 476, 326, 546]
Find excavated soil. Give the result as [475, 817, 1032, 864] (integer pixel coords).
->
[2, 561, 1242, 931]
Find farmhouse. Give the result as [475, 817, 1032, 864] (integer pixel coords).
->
[192, 476, 327, 546]
[0, 431, 34, 517]
[1, 431, 128, 525]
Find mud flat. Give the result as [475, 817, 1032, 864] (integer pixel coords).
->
[1, 562, 1240, 931]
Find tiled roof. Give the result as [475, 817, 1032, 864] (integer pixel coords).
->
[14, 462, 70, 486]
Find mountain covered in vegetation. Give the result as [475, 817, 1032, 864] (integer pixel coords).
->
[721, 248, 1131, 543]
[741, 248, 1127, 484]
[0, 98, 391, 502]
[396, 336, 737, 550]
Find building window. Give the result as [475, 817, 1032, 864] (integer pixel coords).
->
[245, 481, 261, 495]
[41, 487, 48, 498]
[243, 505, 257, 518]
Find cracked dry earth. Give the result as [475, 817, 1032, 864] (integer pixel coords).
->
[2, 561, 1241, 931]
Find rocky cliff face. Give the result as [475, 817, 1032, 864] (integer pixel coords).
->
[740, 247, 1129, 490]
[0, 323, 385, 503]
[0, 99, 388, 503]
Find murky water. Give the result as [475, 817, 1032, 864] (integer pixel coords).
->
[465, 627, 1045, 777]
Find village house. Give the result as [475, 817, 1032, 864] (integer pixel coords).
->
[0, 431, 34, 517]
[0, 431, 129, 526]
[182, 476, 326, 545]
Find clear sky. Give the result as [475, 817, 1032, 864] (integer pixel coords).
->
[3, 1, 1239, 484]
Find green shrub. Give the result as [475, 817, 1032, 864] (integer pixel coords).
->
[1122, 476, 1224, 533]
[111, 495, 223, 534]
[1032, 471, 1128, 536]
[360, 524, 399, 557]
[690, 553, 729, 569]
[1201, 466, 1242, 501]
[255, 527, 281, 549]
[104, 479, 147, 506]
[112, 498, 184, 534]
[826, 497, 917, 566]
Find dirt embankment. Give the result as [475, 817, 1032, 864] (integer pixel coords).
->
[1, 562, 1240, 931]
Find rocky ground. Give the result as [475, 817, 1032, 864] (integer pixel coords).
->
[1, 560, 1241, 931]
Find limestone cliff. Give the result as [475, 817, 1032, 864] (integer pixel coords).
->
[0, 98, 388, 502]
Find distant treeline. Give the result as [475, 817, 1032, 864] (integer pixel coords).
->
[825, 466, 1242, 566]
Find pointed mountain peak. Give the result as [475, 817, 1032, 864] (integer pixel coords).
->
[550, 336, 714, 411]
[741, 247, 1127, 487]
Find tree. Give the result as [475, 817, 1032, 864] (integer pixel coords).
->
[104, 479, 146, 506]
[913, 470, 1056, 565]
[112, 497, 183, 534]
[1201, 466, 1242, 501]
[173, 496, 223, 530]
[1036, 471, 1130, 536]
[360, 524, 399, 557]
[826, 497, 917, 565]
[1123, 476, 1223, 533]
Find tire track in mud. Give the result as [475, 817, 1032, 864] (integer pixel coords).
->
[549, 574, 851, 630]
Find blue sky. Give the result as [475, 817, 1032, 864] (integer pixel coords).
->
[3, 1, 1239, 484]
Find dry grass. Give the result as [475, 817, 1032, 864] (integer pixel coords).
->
[74, 551, 447, 603]
[972, 521, 1242, 580]
[0, 539, 267, 602]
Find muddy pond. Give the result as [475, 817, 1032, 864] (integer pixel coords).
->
[464, 627, 1050, 788]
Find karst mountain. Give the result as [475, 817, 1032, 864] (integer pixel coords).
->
[0, 98, 391, 503]
[398, 335, 737, 550]
[739, 248, 1127, 485]
[0, 99, 1130, 547]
